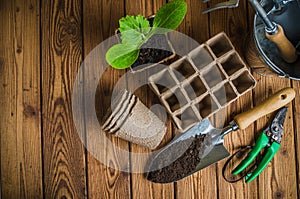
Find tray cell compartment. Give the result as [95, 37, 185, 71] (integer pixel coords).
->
[171, 58, 196, 81]
[163, 88, 188, 113]
[232, 71, 256, 94]
[202, 65, 226, 88]
[175, 107, 199, 130]
[207, 33, 233, 58]
[149, 69, 177, 95]
[213, 83, 237, 106]
[220, 52, 245, 76]
[184, 76, 207, 100]
[195, 95, 218, 118]
[189, 45, 214, 71]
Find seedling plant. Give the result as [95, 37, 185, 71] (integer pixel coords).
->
[106, 0, 187, 69]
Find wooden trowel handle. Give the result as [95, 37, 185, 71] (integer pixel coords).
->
[266, 25, 298, 63]
[234, 87, 295, 130]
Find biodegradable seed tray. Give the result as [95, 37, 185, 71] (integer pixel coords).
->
[148, 32, 256, 132]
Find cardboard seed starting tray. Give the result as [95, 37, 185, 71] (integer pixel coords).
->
[149, 32, 257, 132]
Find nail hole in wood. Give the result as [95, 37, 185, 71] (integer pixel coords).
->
[274, 191, 284, 199]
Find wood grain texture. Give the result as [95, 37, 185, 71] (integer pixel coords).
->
[247, 0, 255, 30]
[1, 0, 300, 198]
[125, 1, 174, 199]
[253, 76, 298, 199]
[291, 80, 300, 199]
[0, 0, 43, 198]
[174, 1, 218, 198]
[181, 0, 210, 43]
[208, 1, 259, 198]
[41, 0, 86, 198]
[246, 3, 298, 199]
[82, 0, 131, 198]
[209, 0, 249, 51]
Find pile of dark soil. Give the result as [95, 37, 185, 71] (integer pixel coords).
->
[147, 134, 206, 183]
[131, 34, 173, 69]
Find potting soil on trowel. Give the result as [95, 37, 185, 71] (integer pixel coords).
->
[147, 134, 206, 183]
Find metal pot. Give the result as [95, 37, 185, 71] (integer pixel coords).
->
[251, 0, 300, 80]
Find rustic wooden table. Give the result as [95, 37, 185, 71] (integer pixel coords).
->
[1, 0, 299, 198]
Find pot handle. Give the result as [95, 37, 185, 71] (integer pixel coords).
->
[266, 25, 298, 63]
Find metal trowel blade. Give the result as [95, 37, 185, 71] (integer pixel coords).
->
[146, 118, 232, 183]
[194, 143, 230, 171]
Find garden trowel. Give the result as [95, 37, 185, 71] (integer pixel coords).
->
[147, 87, 295, 183]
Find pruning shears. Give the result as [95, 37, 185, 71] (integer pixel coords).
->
[232, 107, 288, 183]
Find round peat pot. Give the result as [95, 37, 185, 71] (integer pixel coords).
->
[246, 0, 300, 80]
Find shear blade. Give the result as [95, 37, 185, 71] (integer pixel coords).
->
[272, 107, 288, 129]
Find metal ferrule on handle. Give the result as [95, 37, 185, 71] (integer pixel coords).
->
[220, 121, 239, 138]
[248, 0, 277, 34]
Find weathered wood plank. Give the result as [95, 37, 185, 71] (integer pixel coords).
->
[1, 0, 299, 198]
[174, 1, 218, 199]
[125, 1, 174, 199]
[247, 1, 255, 30]
[253, 76, 297, 199]
[291, 80, 300, 199]
[215, 92, 257, 199]
[0, 2, 19, 196]
[209, 0, 249, 51]
[246, 2, 298, 198]
[0, 0, 43, 198]
[41, 0, 86, 198]
[208, 1, 259, 198]
[179, 0, 210, 44]
[82, 0, 131, 198]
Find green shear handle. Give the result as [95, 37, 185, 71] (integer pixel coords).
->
[232, 133, 280, 183]
[232, 107, 288, 183]
[246, 142, 280, 183]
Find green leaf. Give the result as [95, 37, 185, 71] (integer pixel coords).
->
[136, 15, 151, 34]
[120, 29, 144, 45]
[106, 44, 139, 69]
[105, 0, 187, 70]
[119, 15, 151, 44]
[153, 0, 187, 33]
